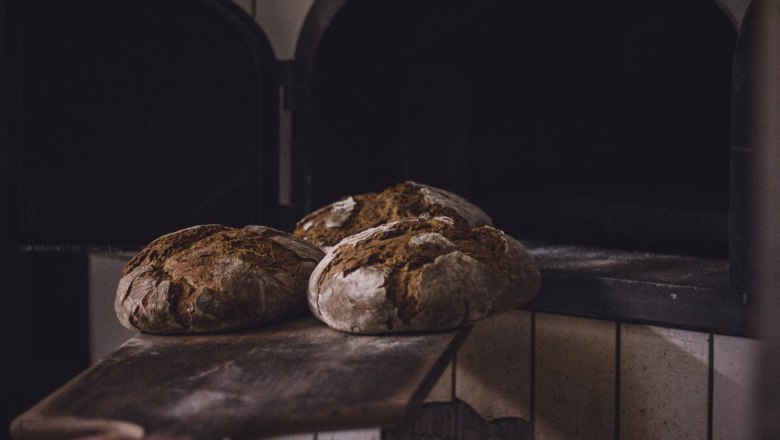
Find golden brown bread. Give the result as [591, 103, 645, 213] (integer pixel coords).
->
[308, 216, 540, 334]
[115, 224, 324, 334]
[294, 181, 492, 250]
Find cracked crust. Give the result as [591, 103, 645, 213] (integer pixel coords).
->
[307, 217, 540, 334]
[293, 181, 492, 250]
[115, 225, 324, 334]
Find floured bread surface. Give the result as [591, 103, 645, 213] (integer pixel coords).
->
[308, 217, 540, 334]
[115, 224, 324, 334]
[293, 181, 492, 250]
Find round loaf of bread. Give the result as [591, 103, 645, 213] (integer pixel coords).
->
[293, 181, 492, 250]
[115, 224, 324, 334]
[308, 216, 540, 334]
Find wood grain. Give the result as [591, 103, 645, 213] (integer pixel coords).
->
[11, 317, 466, 440]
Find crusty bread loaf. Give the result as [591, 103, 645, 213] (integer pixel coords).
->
[115, 224, 324, 334]
[308, 216, 540, 334]
[294, 181, 492, 250]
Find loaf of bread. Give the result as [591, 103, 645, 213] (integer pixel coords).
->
[115, 224, 324, 334]
[293, 181, 492, 250]
[308, 216, 540, 333]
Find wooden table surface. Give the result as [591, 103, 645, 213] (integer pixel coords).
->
[11, 317, 468, 440]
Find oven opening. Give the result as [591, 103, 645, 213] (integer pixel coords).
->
[307, 0, 735, 259]
[15, 0, 278, 244]
[295, 0, 742, 333]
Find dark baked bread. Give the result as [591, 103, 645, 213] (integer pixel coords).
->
[308, 216, 540, 333]
[293, 181, 492, 250]
[115, 224, 324, 334]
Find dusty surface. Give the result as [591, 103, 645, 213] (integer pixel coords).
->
[308, 217, 540, 333]
[294, 181, 492, 249]
[12, 317, 466, 440]
[115, 225, 324, 334]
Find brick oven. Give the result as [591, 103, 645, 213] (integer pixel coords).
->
[2, 0, 777, 438]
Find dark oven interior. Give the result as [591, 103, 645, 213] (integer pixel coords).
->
[305, 0, 735, 259]
[291, 0, 748, 338]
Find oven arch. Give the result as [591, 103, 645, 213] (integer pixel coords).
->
[292, 0, 751, 334]
[11, 0, 279, 245]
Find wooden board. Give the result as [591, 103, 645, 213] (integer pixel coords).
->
[11, 317, 467, 440]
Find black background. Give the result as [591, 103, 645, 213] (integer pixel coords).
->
[311, 0, 735, 257]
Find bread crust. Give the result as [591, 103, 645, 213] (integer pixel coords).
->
[308, 217, 540, 333]
[294, 181, 492, 250]
[115, 224, 324, 334]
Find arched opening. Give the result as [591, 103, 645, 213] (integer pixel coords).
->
[18, 0, 278, 245]
[2, 0, 279, 428]
[308, 0, 735, 257]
